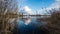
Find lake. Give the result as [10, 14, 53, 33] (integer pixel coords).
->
[14, 16, 47, 34]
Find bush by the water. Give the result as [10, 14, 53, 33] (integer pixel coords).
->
[40, 10, 60, 34]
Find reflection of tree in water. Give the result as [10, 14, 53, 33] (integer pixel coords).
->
[0, 0, 19, 34]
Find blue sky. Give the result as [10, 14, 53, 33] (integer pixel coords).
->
[18, 0, 60, 14]
[22, 0, 55, 10]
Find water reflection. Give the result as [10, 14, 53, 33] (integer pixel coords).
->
[16, 16, 46, 34]
[24, 18, 31, 25]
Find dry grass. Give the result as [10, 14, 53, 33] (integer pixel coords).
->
[40, 10, 60, 34]
[0, 0, 19, 34]
[0, 12, 18, 34]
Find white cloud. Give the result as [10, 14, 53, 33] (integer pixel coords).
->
[49, 0, 60, 8]
[38, 8, 51, 15]
[50, 2, 60, 8]
[55, 0, 60, 2]
[39, 0, 60, 15]
[24, 6, 31, 11]
[37, 0, 60, 15]
[23, 6, 33, 14]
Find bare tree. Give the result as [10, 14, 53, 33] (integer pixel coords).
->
[0, 0, 19, 34]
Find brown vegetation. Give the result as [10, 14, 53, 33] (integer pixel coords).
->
[0, 0, 19, 34]
[40, 10, 60, 34]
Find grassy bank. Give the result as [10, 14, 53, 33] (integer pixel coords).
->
[39, 10, 60, 34]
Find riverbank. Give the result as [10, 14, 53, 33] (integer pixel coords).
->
[39, 10, 60, 34]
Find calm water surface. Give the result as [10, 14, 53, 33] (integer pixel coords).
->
[15, 16, 46, 34]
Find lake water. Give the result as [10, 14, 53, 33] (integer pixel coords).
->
[14, 16, 46, 34]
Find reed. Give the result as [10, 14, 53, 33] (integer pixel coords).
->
[40, 9, 60, 34]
